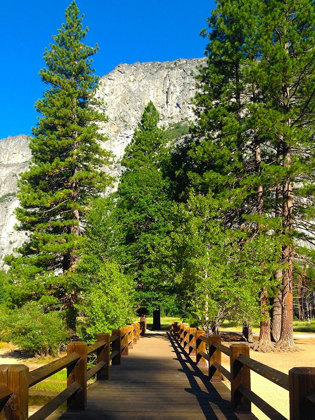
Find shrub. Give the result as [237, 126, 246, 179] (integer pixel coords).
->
[76, 260, 135, 342]
[0, 302, 68, 356]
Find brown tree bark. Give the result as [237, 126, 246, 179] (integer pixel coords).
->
[254, 288, 274, 351]
[276, 145, 296, 351]
[271, 287, 282, 342]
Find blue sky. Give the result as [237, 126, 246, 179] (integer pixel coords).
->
[1, 0, 215, 139]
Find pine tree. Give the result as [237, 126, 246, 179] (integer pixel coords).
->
[6, 1, 111, 325]
[116, 102, 173, 328]
[183, 0, 315, 350]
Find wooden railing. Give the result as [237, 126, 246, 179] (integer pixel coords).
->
[171, 322, 315, 420]
[0, 322, 140, 420]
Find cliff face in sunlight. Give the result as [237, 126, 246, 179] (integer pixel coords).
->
[0, 58, 205, 262]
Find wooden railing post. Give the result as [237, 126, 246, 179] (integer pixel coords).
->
[209, 335, 222, 382]
[230, 344, 251, 413]
[112, 330, 122, 365]
[133, 324, 138, 344]
[135, 323, 139, 341]
[179, 324, 185, 344]
[188, 328, 197, 356]
[121, 327, 129, 355]
[128, 326, 133, 349]
[96, 333, 110, 380]
[67, 341, 87, 411]
[196, 330, 207, 367]
[289, 367, 315, 420]
[0, 364, 28, 420]
[183, 326, 190, 350]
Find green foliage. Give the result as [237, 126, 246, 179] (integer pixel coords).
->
[5, 2, 111, 324]
[116, 102, 175, 312]
[0, 271, 9, 305]
[163, 122, 190, 143]
[164, 0, 315, 346]
[77, 259, 134, 342]
[0, 302, 68, 356]
[0, 193, 16, 204]
[75, 198, 135, 341]
[160, 194, 281, 332]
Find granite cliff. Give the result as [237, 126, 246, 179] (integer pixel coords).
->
[0, 57, 205, 262]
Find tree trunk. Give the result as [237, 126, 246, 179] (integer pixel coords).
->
[242, 323, 254, 343]
[254, 288, 274, 351]
[277, 145, 296, 350]
[271, 284, 282, 342]
[152, 308, 161, 330]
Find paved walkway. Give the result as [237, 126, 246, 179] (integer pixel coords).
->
[59, 331, 257, 420]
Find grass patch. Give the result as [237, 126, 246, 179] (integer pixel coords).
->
[293, 319, 315, 332]
[142, 316, 181, 331]
[30, 369, 67, 394]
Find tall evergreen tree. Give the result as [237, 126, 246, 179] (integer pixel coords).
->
[6, 1, 111, 325]
[179, 0, 315, 350]
[116, 102, 173, 328]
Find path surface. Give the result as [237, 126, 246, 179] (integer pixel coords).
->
[60, 331, 257, 420]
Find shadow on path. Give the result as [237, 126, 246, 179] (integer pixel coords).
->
[168, 332, 245, 419]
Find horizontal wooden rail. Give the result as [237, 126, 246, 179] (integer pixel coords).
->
[198, 335, 210, 344]
[86, 361, 107, 381]
[238, 353, 289, 391]
[110, 350, 119, 361]
[29, 352, 80, 387]
[213, 341, 230, 356]
[171, 321, 315, 420]
[213, 361, 231, 381]
[0, 322, 142, 419]
[87, 340, 106, 355]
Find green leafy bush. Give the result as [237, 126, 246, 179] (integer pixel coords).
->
[76, 258, 135, 342]
[0, 302, 68, 356]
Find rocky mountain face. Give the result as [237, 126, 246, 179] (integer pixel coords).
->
[0, 135, 31, 259]
[0, 57, 205, 262]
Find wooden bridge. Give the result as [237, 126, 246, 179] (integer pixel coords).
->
[0, 322, 314, 420]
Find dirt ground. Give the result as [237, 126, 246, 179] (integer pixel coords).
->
[220, 333, 315, 420]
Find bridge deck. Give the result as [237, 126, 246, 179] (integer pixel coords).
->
[59, 331, 257, 420]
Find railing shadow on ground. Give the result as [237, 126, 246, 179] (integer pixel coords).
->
[168, 331, 244, 420]
[172, 321, 315, 420]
